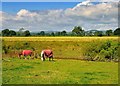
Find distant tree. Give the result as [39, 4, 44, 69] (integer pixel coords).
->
[16, 32, 21, 36]
[2, 29, 10, 36]
[106, 29, 113, 36]
[9, 30, 16, 36]
[55, 32, 61, 36]
[18, 28, 24, 36]
[94, 31, 103, 37]
[72, 26, 85, 36]
[45, 33, 51, 36]
[114, 28, 120, 36]
[51, 32, 55, 36]
[19, 28, 24, 32]
[23, 30, 31, 36]
[61, 30, 67, 36]
[40, 31, 45, 36]
[0, 32, 1, 36]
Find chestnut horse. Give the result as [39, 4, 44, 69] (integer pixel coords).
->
[18, 50, 34, 59]
[41, 49, 53, 61]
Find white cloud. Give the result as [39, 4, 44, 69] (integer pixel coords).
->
[87, 0, 119, 2]
[1, 1, 118, 31]
[97, 0, 119, 2]
[17, 9, 38, 17]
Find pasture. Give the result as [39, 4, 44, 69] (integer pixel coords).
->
[2, 37, 119, 84]
[2, 58, 118, 84]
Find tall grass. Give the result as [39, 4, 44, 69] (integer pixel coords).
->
[2, 37, 119, 61]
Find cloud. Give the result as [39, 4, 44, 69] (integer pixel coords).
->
[97, 0, 119, 2]
[87, 0, 119, 2]
[17, 9, 38, 17]
[1, 1, 118, 31]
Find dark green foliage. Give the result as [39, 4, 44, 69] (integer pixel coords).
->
[55, 32, 61, 36]
[37, 31, 45, 36]
[51, 32, 55, 36]
[61, 30, 67, 36]
[2, 29, 10, 36]
[84, 40, 119, 61]
[2, 29, 16, 36]
[72, 26, 85, 36]
[114, 28, 120, 36]
[94, 31, 103, 37]
[23, 30, 31, 36]
[1, 27, 119, 37]
[106, 30, 113, 36]
[9, 30, 16, 36]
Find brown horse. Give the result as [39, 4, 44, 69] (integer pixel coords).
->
[41, 49, 53, 61]
[18, 50, 34, 59]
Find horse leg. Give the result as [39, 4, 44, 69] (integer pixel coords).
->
[30, 54, 33, 59]
[49, 57, 50, 61]
[43, 57, 45, 61]
[24, 55, 27, 59]
[51, 56, 53, 61]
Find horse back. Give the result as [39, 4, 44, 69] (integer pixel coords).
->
[22, 50, 33, 56]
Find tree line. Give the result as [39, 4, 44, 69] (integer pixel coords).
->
[1, 26, 120, 37]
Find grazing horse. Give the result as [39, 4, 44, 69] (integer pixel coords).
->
[18, 50, 33, 59]
[41, 49, 53, 61]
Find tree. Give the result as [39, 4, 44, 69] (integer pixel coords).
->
[2, 29, 10, 36]
[23, 30, 31, 36]
[9, 30, 16, 36]
[94, 31, 103, 37]
[51, 32, 55, 36]
[114, 28, 120, 36]
[106, 30, 113, 36]
[18, 28, 24, 36]
[72, 26, 85, 36]
[61, 30, 67, 36]
[55, 32, 61, 36]
[40, 31, 45, 36]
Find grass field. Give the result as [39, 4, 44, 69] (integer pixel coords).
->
[2, 37, 118, 42]
[2, 37, 119, 60]
[2, 58, 118, 84]
[2, 37, 119, 84]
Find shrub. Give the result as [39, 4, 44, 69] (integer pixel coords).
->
[85, 40, 119, 62]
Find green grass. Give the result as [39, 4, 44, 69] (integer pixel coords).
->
[2, 58, 118, 84]
[2, 37, 119, 84]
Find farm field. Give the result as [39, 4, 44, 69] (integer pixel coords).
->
[2, 58, 118, 84]
[2, 36, 118, 42]
[2, 37, 119, 84]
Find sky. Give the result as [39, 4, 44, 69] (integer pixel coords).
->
[1, 0, 119, 32]
[2, 2, 79, 14]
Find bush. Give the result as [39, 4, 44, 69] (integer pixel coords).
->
[84, 40, 119, 62]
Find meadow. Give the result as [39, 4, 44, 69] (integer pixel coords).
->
[2, 58, 118, 84]
[2, 37, 119, 84]
[2, 37, 119, 61]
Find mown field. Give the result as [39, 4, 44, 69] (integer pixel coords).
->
[2, 37, 119, 84]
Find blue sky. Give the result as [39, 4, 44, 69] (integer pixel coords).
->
[2, 2, 81, 14]
[2, 0, 84, 2]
